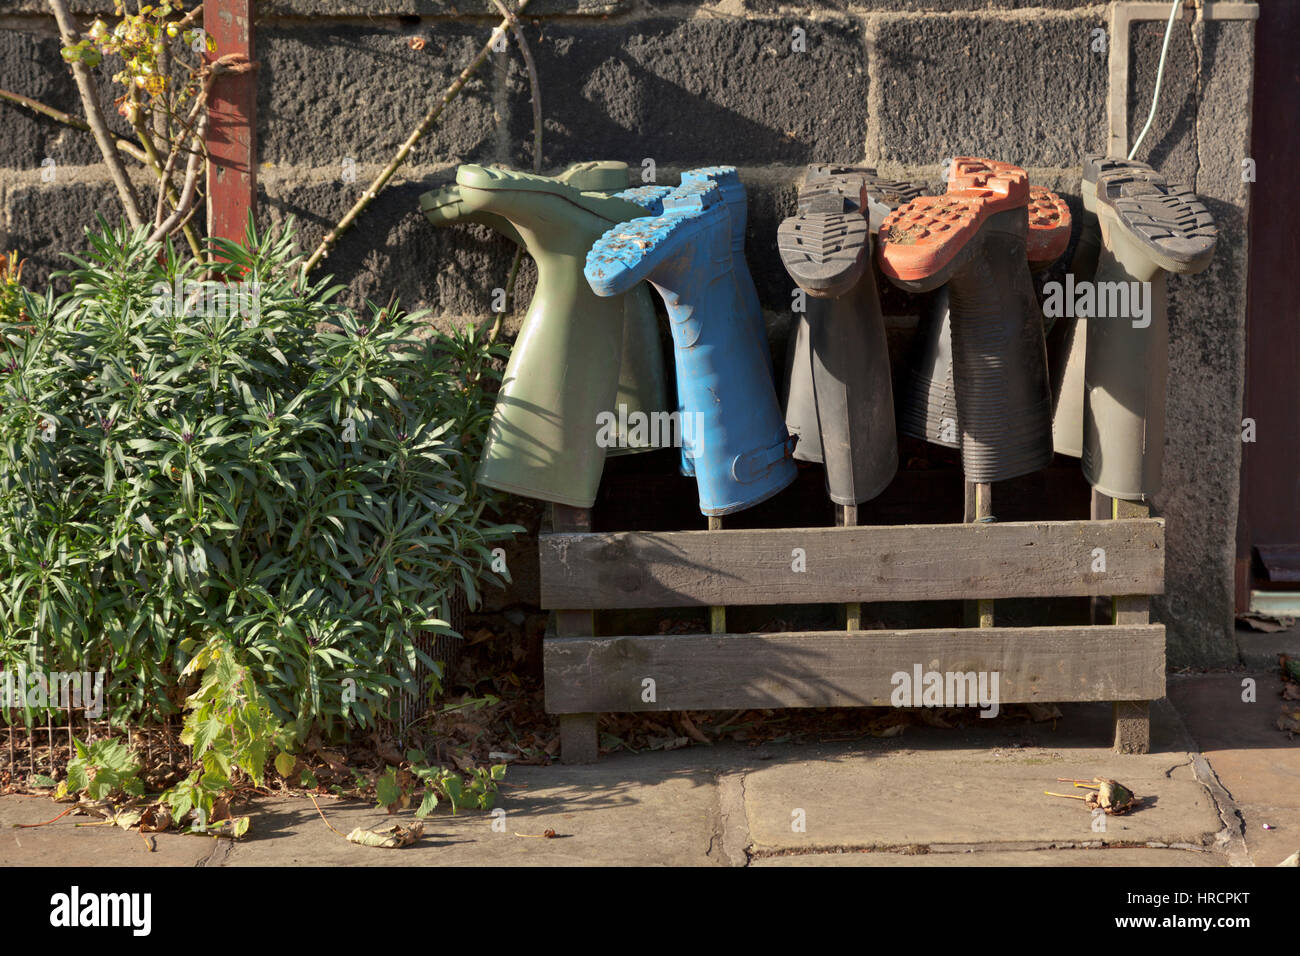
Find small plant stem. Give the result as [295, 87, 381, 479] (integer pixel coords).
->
[129, 97, 203, 259]
[307, 792, 345, 836]
[0, 87, 150, 165]
[304, 0, 534, 275]
[47, 0, 145, 228]
[12, 805, 74, 828]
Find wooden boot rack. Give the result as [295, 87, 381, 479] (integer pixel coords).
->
[541, 490, 1165, 764]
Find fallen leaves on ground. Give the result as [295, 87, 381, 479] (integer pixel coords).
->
[345, 823, 423, 848]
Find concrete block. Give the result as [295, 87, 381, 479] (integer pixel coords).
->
[874, 14, 1108, 167]
[0, 24, 132, 170]
[0, 176, 123, 290]
[504, 16, 868, 168]
[1156, 202, 1248, 668]
[1126, 16, 1198, 183]
[257, 23, 499, 168]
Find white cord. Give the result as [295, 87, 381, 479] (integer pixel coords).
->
[1128, 0, 1184, 160]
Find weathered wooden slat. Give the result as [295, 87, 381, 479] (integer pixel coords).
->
[543, 625, 1166, 714]
[539, 519, 1165, 609]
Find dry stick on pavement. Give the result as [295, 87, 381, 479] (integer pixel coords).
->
[12, 805, 75, 828]
[48, 0, 144, 228]
[304, 0, 535, 275]
[307, 792, 346, 837]
[0, 88, 150, 164]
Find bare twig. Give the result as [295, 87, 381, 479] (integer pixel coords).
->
[148, 54, 252, 245]
[486, 0, 542, 171]
[0, 86, 149, 165]
[307, 792, 346, 837]
[304, 0, 535, 275]
[128, 90, 202, 258]
[12, 805, 74, 828]
[484, 0, 544, 328]
[47, 0, 145, 228]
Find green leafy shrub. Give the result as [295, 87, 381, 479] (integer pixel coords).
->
[0, 218, 515, 737]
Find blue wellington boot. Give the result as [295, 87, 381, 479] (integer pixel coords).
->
[586, 181, 797, 515]
[617, 170, 768, 480]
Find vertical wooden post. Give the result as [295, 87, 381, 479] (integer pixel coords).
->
[1111, 497, 1152, 754]
[708, 515, 726, 633]
[1090, 488, 1113, 625]
[963, 481, 993, 627]
[551, 504, 598, 764]
[204, 0, 257, 246]
[975, 483, 994, 627]
[838, 505, 861, 630]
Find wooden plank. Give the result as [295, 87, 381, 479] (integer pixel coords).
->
[204, 0, 257, 245]
[549, 504, 597, 764]
[539, 519, 1165, 609]
[543, 625, 1166, 714]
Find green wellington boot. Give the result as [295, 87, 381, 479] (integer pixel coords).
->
[1047, 156, 1161, 458]
[1081, 168, 1216, 501]
[419, 161, 666, 460]
[453, 164, 660, 507]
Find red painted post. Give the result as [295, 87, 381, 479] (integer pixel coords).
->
[204, 0, 256, 248]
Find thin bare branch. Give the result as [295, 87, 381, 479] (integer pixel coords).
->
[47, 0, 145, 228]
[486, 0, 542, 172]
[304, 0, 535, 275]
[148, 53, 250, 244]
[0, 86, 150, 165]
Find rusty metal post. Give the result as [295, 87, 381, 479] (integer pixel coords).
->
[205, 0, 257, 245]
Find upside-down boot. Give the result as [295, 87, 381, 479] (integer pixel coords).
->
[777, 172, 900, 504]
[1081, 168, 1216, 500]
[454, 165, 661, 507]
[420, 162, 667, 461]
[783, 166, 926, 466]
[1047, 155, 1162, 458]
[880, 158, 1054, 482]
[679, 166, 768, 365]
[896, 184, 1071, 453]
[586, 180, 797, 515]
[618, 169, 768, 479]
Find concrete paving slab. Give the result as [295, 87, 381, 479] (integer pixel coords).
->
[1167, 672, 1300, 808]
[223, 761, 721, 867]
[743, 750, 1219, 852]
[752, 847, 1224, 866]
[1238, 805, 1300, 868]
[0, 796, 216, 868]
